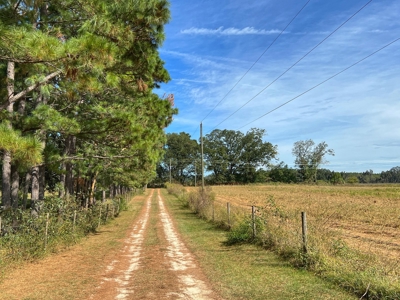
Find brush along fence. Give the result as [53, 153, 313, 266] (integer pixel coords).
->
[0, 191, 135, 262]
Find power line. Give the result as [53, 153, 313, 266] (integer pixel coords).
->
[201, 0, 312, 123]
[191, 0, 312, 138]
[238, 37, 400, 130]
[210, 0, 373, 131]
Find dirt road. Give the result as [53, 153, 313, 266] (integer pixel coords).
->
[90, 189, 220, 300]
[0, 190, 220, 300]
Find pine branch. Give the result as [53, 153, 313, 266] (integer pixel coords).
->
[1, 70, 61, 110]
[0, 55, 66, 64]
[62, 155, 140, 161]
[35, 18, 88, 25]
[14, 0, 22, 10]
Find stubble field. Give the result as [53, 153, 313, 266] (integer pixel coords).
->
[188, 183, 400, 298]
[212, 184, 400, 259]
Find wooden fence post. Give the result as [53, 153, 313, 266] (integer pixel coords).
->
[0, 216, 2, 235]
[301, 212, 308, 253]
[252, 206, 256, 239]
[45, 213, 49, 249]
[227, 202, 231, 228]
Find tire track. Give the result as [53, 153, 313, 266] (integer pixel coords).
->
[91, 189, 219, 299]
[90, 190, 153, 300]
[157, 189, 215, 299]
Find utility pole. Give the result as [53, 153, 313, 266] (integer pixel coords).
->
[200, 123, 204, 190]
[169, 159, 172, 184]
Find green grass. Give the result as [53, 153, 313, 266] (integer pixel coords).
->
[162, 189, 355, 300]
[145, 192, 160, 246]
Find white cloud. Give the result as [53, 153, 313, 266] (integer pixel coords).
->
[180, 26, 282, 36]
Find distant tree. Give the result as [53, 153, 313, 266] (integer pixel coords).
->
[346, 176, 359, 184]
[162, 132, 199, 185]
[380, 166, 400, 183]
[254, 169, 269, 183]
[292, 139, 334, 183]
[204, 129, 243, 184]
[316, 168, 334, 182]
[204, 128, 277, 184]
[330, 172, 344, 185]
[268, 162, 298, 183]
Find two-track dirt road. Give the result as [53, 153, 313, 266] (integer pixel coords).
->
[0, 189, 221, 300]
[90, 189, 220, 300]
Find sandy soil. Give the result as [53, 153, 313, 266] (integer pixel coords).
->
[90, 189, 220, 299]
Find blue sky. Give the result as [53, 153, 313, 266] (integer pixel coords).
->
[157, 0, 400, 173]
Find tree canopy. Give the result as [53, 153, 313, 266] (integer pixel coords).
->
[204, 128, 277, 184]
[160, 132, 199, 185]
[292, 139, 334, 183]
[1, 0, 177, 210]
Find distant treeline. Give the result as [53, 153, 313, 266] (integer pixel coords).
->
[163, 165, 400, 186]
[152, 129, 400, 186]
[269, 165, 400, 184]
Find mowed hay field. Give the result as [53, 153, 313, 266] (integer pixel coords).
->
[213, 184, 400, 258]
[190, 184, 400, 298]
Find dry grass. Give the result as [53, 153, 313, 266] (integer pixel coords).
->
[186, 184, 400, 299]
[212, 184, 399, 254]
[0, 192, 147, 300]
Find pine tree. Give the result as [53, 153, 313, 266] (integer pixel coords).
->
[1, 0, 176, 210]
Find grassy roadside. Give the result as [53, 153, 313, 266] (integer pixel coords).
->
[162, 189, 356, 300]
[0, 192, 148, 300]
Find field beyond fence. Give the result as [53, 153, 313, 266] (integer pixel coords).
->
[170, 183, 400, 300]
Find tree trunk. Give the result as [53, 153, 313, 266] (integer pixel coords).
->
[89, 172, 98, 207]
[2, 61, 15, 208]
[2, 152, 12, 208]
[102, 190, 106, 203]
[109, 185, 114, 198]
[59, 167, 65, 198]
[114, 185, 119, 197]
[39, 165, 45, 200]
[65, 135, 76, 197]
[59, 135, 68, 199]
[28, 92, 47, 215]
[31, 166, 40, 217]
[23, 171, 31, 209]
[65, 162, 73, 197]
[11, 164, 19, 209]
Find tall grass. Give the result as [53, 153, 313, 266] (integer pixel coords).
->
[0, 193, 132, 272]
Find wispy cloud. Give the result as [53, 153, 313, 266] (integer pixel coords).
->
[180, 26, 282, 36]
[160, 0, 400, 172]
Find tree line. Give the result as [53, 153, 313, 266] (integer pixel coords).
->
[0, 0, 176, 213]
[154, 130, 400, 185]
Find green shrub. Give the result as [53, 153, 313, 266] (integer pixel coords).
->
[226, 219, 253, 245]
[226, 217, 264, 245]
[187, 187, 214, 217]
[165, 183, 186, 196]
